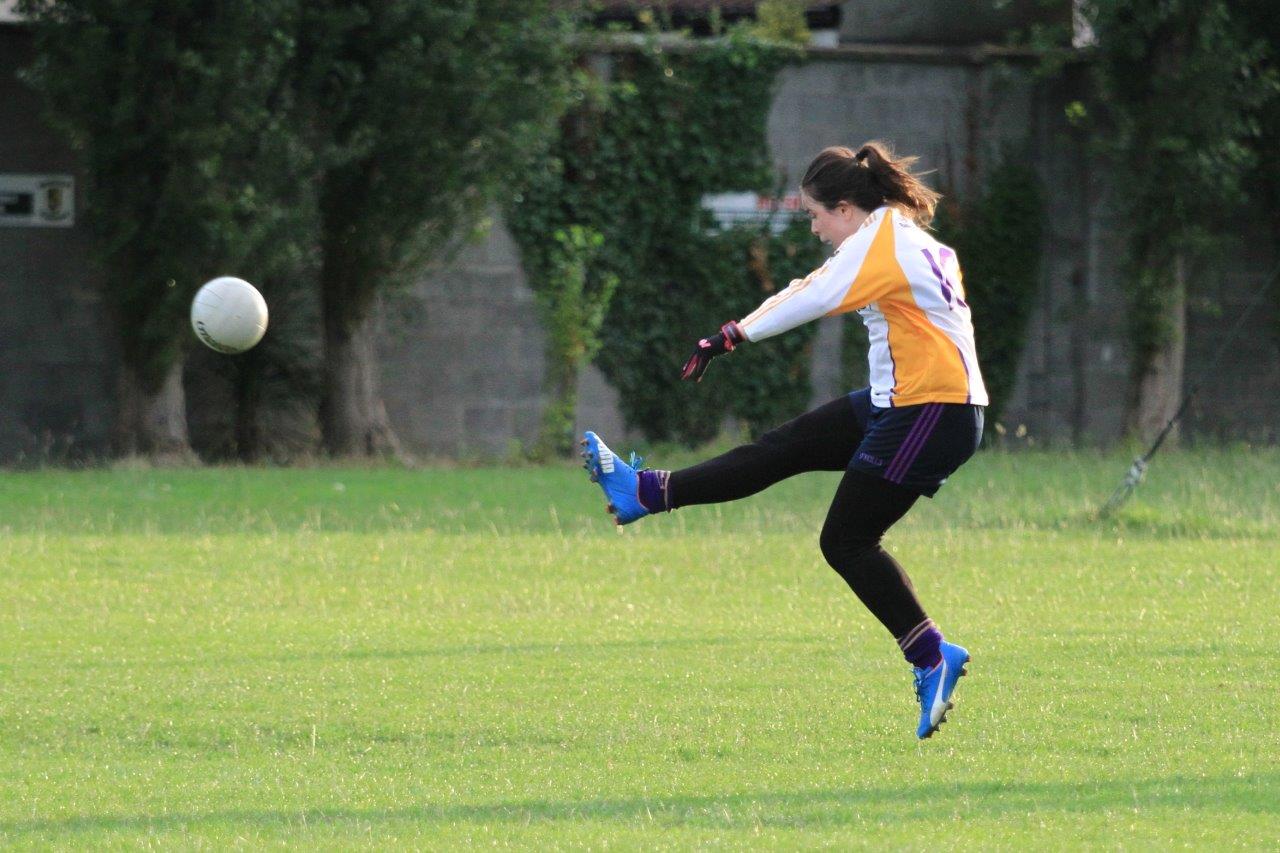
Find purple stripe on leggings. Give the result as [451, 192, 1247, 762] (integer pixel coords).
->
[901, 403, 945, 480]
[883, 404, 935, 482]
[897, 403, 944, 481]
[886, 404, 943, 483]
[885, 404, 941, 484]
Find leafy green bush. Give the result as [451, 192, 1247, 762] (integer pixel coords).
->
[707, 221, 825, 438]
[751, 0, 811, 46]
[509, 32, 821, 446]
[530, 226, 618, 459]
[934, 156, 1043, 428]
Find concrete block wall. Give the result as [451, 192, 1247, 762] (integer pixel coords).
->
[378, 52, 1049, 454]
[3, 18, 1276, 461]
[768, 61, 979, 196]
[998, 68, 1134, 445]
[998, 67, 1280, 446]
[838, 0, 1071, 47]
[1180, 230, 1280, 444]
[380, 50, 1277, 455]
[377, 224, 548, 458]
[0, 27, 114, 462]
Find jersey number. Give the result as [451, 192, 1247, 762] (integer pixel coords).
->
[922, 248, 968, 309]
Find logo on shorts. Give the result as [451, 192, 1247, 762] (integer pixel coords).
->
[856, 451, 884, 467]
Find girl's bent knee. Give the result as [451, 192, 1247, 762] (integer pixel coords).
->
[819, 526, 880, 568]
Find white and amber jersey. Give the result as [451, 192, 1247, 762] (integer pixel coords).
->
[739, 206, 987, 409]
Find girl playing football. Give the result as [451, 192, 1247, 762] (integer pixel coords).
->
[581, 142, 985, 739]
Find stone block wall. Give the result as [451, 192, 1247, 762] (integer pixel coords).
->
[1180, 230, 1280, 444]
[377, 224, 547, 458]
[3, 19, 1276, 462]
[378, 49, 1050, 453]
[380, 49, 1277, 454]
[838, 0, 1071, 46]
[0, 27, 114, 462]
[997, 66, 1280, 446]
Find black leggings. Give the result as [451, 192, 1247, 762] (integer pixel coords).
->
[668, 396, 927, 638]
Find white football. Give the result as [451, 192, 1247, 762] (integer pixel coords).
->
[191, 276, 269, 354]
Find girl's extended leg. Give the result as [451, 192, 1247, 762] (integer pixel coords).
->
[664, 396, 864, 509]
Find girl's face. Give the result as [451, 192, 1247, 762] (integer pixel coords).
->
[800, 190, 865, 246]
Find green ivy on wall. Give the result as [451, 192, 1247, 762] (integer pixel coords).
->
[508, 31, 822, 447]
[529, 225, 618, 460]
[694, 219, 825, 440]
[934, 156, 1044, 430]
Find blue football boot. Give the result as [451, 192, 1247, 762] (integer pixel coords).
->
[913, 641, 970, 739]
[580, 431, 649, 526]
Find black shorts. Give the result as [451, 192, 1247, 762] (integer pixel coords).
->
[846, 389, 984, 497]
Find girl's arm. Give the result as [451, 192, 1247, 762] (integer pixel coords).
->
[738, 210, 887, 342]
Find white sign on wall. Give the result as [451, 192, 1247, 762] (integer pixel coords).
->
[701, 191, 803, 234]
[0, 174, 76, 228]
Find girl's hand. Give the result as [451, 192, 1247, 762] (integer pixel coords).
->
[680, 321, 745, 382]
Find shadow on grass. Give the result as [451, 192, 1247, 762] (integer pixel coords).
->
[57, 634, 834, 671]
[954, 509, 1279, 541]
[5, 773, 1277, 837]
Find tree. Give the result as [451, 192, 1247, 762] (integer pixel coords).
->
[1078, 1, 1274, 441]
[19, 0, 310, 460]
[1233, 2, 1280, 234]
[295, 1, 573, 457]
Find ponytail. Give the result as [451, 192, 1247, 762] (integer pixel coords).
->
[801, 141, 941, 227]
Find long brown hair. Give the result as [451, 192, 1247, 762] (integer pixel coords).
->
[800, 141, 941, 227]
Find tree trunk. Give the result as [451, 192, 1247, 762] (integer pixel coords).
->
[1127, 255, 1187, 445]
[320, 304, 404, 459]
[114, 358, 196, 462]
[233, 355, 262, 463]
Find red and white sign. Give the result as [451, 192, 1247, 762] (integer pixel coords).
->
[702, 191, 804, 233]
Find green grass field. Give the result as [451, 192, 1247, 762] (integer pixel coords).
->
[2, 449, 1278, 848]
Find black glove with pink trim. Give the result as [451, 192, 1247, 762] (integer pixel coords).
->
[680, 321, 745, 382]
